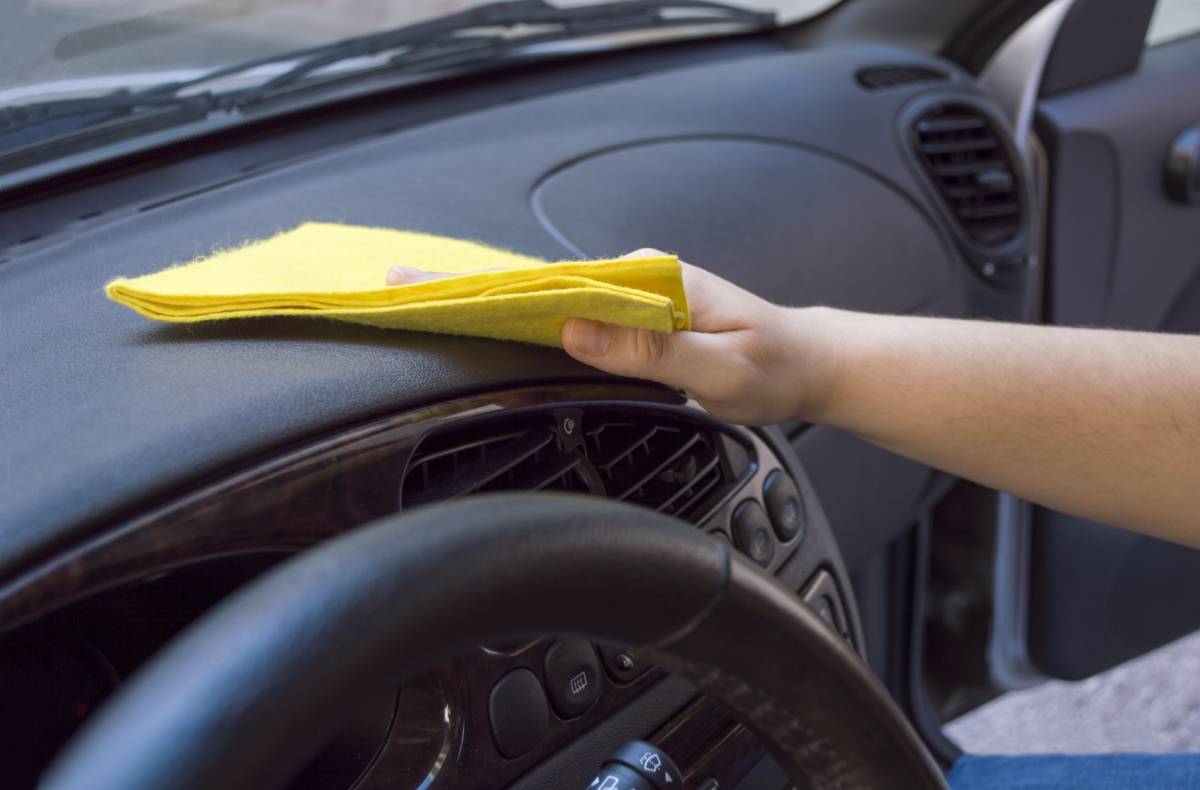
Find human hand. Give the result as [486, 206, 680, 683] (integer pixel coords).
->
[386, 251, 832, 425]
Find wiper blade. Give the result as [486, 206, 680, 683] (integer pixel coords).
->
[1, 1, 773, 173]
[234, 0, 776, 100]
[0, 90, 217, 173]
[1, 90, 209, 134]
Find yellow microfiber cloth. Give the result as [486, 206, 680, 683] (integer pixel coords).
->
[106, 222, 690, 347]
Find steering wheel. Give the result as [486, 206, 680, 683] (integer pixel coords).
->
[42, 495, 946, 790]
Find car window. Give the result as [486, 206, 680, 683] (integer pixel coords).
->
[3, 0, 840, 104]
[1147, 0, 1200, 46]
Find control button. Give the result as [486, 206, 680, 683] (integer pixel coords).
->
[609, 740, 684, 790]
[815, 595, 837, 629]
[731, 500, 775, 567]
[585, 763, 654, 790]
[543, 638, 601, 718]
[600, 645, 647, 684]
[488, 668, 549, 759]
[763, 470, 805, 542]
[555, 407, 585, 452]
[801, 570, 852, 641]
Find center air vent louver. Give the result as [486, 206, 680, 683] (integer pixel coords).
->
[401, 408, 741, 524]
[856, 65, 948, 90]
[912, 103, 1022, 247]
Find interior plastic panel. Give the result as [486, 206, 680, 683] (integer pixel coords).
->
[1038, 35, 1200, 328]
[535, 138, 950, 313]
[0, 41, 1017, 582]
[1039, 0, 1157, 96]
[1031, 33, 1200, 679]
[1030, 514, 1200, 679]
[792, 427, 934, 571]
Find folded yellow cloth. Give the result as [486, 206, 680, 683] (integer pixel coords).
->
[106, 222, 690, 347]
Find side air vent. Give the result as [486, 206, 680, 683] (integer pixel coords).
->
[856, 65, 948, 90]
[401, 408, 743, 524]
[912, 103, 1022, 246]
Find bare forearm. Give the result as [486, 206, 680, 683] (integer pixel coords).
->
[545, 256, 1199, 545]
[796, 308, 1200, 546]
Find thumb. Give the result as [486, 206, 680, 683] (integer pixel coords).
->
[562, 318, 721, 393]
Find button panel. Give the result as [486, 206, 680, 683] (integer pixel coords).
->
[459, 426, 855, 786]
[479, 638, 662, 770]
[709, 463, 809, 577]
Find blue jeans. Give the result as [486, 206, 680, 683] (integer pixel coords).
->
[949, 754, 1200, 789]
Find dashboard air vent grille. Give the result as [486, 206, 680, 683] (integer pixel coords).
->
[912, 103, 1022, 246]
[856, 65, 948, 90]
[401, 408, 738, 524]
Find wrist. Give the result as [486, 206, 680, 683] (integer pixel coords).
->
[779, 305, 850, 426]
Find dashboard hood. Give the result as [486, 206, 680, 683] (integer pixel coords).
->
[0, 43, 971, 580]
[1, 238, 612, 577]
[0, 134, 621, 578]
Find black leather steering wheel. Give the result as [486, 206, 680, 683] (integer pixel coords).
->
[42, 495, 946, 790]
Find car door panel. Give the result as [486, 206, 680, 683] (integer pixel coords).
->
[1030, 13, 1200, 679]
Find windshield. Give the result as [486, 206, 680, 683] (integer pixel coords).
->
[4, 0, 838, 105]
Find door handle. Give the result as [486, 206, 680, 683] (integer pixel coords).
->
[1165, 124, 1200, 204]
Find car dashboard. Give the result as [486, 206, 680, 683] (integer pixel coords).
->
[2, 382, 856, 788]
[0, 33, 1034, 790]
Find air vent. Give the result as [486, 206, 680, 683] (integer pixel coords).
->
[401, 408, 740, 524]
[912, 103, 1022, 246]
[856, 65, 948, 90]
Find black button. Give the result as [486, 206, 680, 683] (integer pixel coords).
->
[543, 638, 601, 718]
[600, 645, 646, 684]
[763, 470, 805, 542]
[609, 740, 684, 790]
[586, 763, 655, 790]
[555, 408, 585, 451]
[815, 595, 837, 628]
[488, 668, 549, 759]
[731, 499, 775, 567]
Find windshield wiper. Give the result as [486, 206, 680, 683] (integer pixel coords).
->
[230, 0, 775, 101]
[1, 0, 774, 173]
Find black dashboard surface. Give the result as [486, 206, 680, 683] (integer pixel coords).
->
[0, 40, 993, 579]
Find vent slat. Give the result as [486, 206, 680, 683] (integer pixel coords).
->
[674, 468, 722, 519]
[655, 449, 720, 515]
[588, 423, 660, 471]
[955, 202, 1020, 220]
[915, 116, 988, 134]
[972, 225, 1022, 245]
[611, 431, 703, 501]
[916, 138, 1001, 155]
[490, 451, 582, 493]
[857, 64, 948, 90]
[414, 430, 526, 465]
[405, 427, 554, 505]
[942, 184, 993, 200]
[930, 159, 1008, 178]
